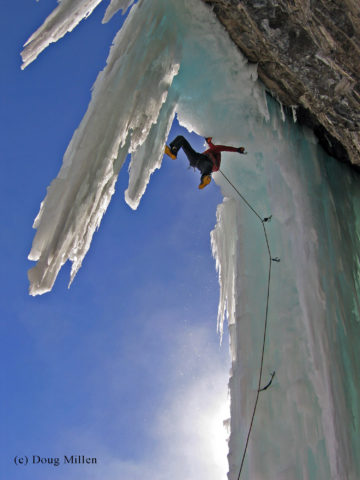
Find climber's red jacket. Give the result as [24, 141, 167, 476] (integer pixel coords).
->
[202, 137, 240, 172]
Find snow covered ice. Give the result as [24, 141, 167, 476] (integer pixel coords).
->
[23, 1, 360, 479]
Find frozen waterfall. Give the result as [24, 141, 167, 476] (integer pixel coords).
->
[23, 1, 360, 479]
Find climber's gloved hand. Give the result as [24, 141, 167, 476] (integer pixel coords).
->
[238, 147, 247, 154]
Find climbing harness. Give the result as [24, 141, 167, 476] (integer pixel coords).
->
[218, 169, 278, 480]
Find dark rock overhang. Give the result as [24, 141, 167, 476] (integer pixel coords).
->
[201, 0, 360, 167]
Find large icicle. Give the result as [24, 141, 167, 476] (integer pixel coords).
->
[27, 0, 181, 295]
[210, 198, 239, 341]
[125, 89, 178, 210]
[21, 0, 104, 69]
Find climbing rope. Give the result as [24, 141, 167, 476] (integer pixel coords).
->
[218, 169, 277, 480]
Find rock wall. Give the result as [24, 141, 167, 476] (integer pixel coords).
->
[201, 0, 360, 166]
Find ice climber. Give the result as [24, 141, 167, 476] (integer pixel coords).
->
[165, 135, 247, 189]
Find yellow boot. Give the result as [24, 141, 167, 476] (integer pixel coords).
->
[164, 145, 177, 160]
[199, 175, 211, 189]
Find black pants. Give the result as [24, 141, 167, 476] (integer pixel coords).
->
[170, 136, 213, 179]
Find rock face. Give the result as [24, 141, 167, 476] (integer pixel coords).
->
[201, 0, 360, 166]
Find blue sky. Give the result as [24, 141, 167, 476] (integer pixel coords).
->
[1, 2, 229, 478]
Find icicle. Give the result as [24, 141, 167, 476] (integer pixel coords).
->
[279, 100, 285, 122]
[125, 89, 179, 210]
[21, 0, 104, 69]
[102, 0, 135, 23]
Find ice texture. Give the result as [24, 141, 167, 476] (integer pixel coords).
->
[216, 97, 360, 479]
[23, 1, 360, 479]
